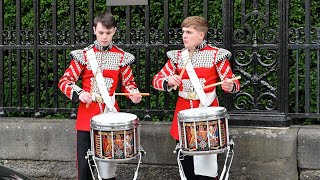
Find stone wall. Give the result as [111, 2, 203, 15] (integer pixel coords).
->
[0, 118, 319, 180]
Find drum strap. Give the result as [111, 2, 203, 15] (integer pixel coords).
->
[182, 49, 207, 106]
[86, 49, 117, 112]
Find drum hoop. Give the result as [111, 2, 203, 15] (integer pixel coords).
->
[178, 114, 226, 122]
[91, 119, 139, 130]
[94, 155, 138, 162]
[181, 147, 227, 155]
[178, 107, 227, 122]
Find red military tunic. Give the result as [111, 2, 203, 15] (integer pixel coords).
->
[59, 41, 139, 131]
[152, 41, 240, 140]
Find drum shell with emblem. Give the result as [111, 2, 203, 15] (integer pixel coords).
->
[178, 106, 229, 155]
[90, 112, 140, 162]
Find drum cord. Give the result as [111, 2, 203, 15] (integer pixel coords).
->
[177, 149, 188, 180]
[86, 151, 102, 180]
[219, 140, 234, 180]
[133, 152, 142, 180]
[133, 145, 146, 180]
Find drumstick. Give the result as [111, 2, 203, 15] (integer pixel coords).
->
[86, 92, 149, 108]
[115, 92, 150, 96]
[203, 76, 241, 90]
[173, 66, 187, 90]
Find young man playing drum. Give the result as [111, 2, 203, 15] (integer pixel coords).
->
[59, 12, 142, 180]
[152, 16, 240, 179]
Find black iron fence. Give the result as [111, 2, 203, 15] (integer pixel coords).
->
[0, 0, 320, 125]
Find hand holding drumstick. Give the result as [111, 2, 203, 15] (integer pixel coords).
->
[171, 65, 187, 90]
[171, 50, 194, 90]
[170, 56, 190, 90]
[127, 92, 149, 104]
[85, 92, 150, 108]
[203, 76, 241, 91]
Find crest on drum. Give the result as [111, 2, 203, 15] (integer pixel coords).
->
[86, 112, 146, 180]
[177, 107, 229, 155]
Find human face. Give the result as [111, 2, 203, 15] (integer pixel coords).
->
[93, 22, 116, 46]
[182, 27, 204, 50]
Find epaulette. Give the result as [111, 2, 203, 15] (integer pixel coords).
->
[215, 48, 232, 64]
[111, 45, 135, 66]
[166, 50, 180, 64]
[120, 52, 135, 66]
[83, 44, 94, 51]
[69, 44, 94, 65]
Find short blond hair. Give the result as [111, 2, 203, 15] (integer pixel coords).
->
[181, 16, 208, 35]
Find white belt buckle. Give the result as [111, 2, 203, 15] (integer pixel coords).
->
[187, 92, 197, 100]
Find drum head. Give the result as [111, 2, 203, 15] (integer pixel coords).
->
[178, 107, 227, 122]
[91, 112, 138, 129]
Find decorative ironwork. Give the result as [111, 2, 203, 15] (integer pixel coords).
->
[1, 0, 319, 125]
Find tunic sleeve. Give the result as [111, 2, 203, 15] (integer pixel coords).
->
[119, 52, 139, 94]
[58, 50, 86, 103]
[215, 48, 240, 93]
[152, 50, 178, 92]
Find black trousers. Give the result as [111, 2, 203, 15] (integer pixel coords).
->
[177, 140, 217, 180]
[181, 156, 217, 180]
[181, 155, 217, 180]
[77, 130, 116, 180]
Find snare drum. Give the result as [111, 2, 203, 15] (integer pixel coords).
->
[90, 112, 140, 162]
[178, 106, 229, 155]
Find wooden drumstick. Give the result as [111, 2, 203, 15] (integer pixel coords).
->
[173, 66, 187, 90]
[86, 93, 150, 108]
[203, 76, 241, 90]
[173, 50, 194, 90]
[115, 92, 150, 96]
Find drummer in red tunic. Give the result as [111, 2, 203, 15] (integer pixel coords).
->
[58, 12, 142, 180]
[152, 16, 240, 180]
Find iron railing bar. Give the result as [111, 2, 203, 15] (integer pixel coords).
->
[304, 0, 311, 113]
[0, 0, 4, 115]
[16, 0, 22, 107]
[318, 49, 320, 113]
[125, 6, 131, 45]
[34, 0, 41, 117]
[223, 0, 234, 110]
[52, 0, 58, 108]
[144, 1, 151, 116]
[295, 49, 299, 113]
[279, 0, 290, 114]
[88, 0, 94, 43]
[203, 0, 208, 20]
[288, 44, 320, 49]
[70, 0, 76, 49]
[183, 0, 188, 18]
[163, 0, 170, 111]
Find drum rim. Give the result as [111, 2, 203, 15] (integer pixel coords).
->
[181, 147, 227, 155]
[178, 107, 227, 122]
[91, 120, 138, 129]
[91, 112, 138, 125]
[91, 112, 139, 130]
[94, 154, 139, 162]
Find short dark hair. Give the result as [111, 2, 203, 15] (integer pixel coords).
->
[94, 12, 117, 29]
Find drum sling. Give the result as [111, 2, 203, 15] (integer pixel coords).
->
[86, 49, 117, 112]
